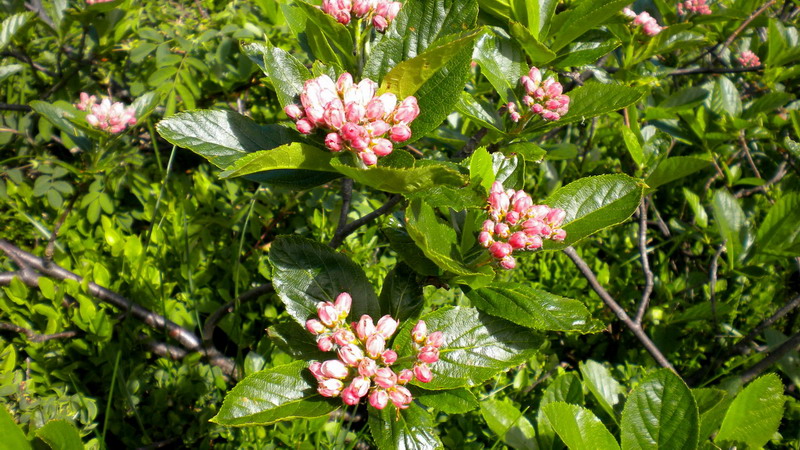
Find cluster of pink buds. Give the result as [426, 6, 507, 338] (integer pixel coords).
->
[306, 293, 443, 410]
[677, 0, 712, 15]
[623, 8, 663, 36]
[86, 0, 114, 4]
[321, 0, 402, 32]
[506, 67, 570, 123]
[738, 50, 761, 68]
[285, 73, 419, 166]
[75, 92, 137, 134]
[478, 182, 567, 270]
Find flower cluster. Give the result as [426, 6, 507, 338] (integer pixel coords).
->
[306, 293, 443, 410]
[677, 0, 712, 15]
[506, 67, 570, 123]
[285, 73, 419, 166]
[738, 50, 760, 68]
[75, 93, 137, 134]
[478, 182, 567, 270]
[623, 8, 663, 36]
[86, 0, 114, 4]
[320, 0, 402, 32]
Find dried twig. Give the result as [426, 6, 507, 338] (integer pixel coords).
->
[635, 202, 655, 325]
[563, 246, 676, 372]
[731, 294, 800, 355]
[709, 242, 726, 331]
[669, 66, 764, 75]
[328, 194, 403, 249]
[720, 0, 778, 53]
[202, 283, 274, 343]
[0, 322, 77, 342]
[735, 162, 787, 199]
[740, 332, 800, 384]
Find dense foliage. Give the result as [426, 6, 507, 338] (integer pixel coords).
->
[1, 0, 799, 448]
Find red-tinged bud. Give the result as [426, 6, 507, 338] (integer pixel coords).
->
[509, 231, 528, 250]
[360, 150, 378, 166]
[351, 376, 371, 397]
[325, 132, 344, 151]
[394, 97, 420, 124]
[494, 223, 510, 239]
[318, 378, 344, 397]
[414, 364, 433, 383]
[341, 386, 360, 405]
[389, 124, 411, 142]
[336, 72, 354, 94]
[478, 231, 493, 248]
[417, 345, 439, 364]
[352, 0, 372, 17]
[543, 78, 562, 97]
[552, 228, 567, 241]
[355, 315, 376, 341]
[284, 104, 303, 120]
[506, 210, 520, 225]
[542, 111, 560, 121]
[317, 302, 338, 327]
[381, 349, 398, 365]
[531, 103, 544, 114]
[398, 369, 414, 384]
[372, 15, 389, 32]
[378, 93, 397, 116]
[338, 343, 364, 366]
[490, 241, 512, 259]
[341, 122, 363, 141]
[317, 335, 335, 352]
[526, 235, 543, 250]
[389, 385, 413, 409]
[366, 334, 386, 358]
[427, 331, 444, 348]
[369, 389, 389, 409]
[324, 100, 346, 129]
[345, 102, 366, 123]
[309, 361, 325, 380]
[412, 321, 428, 343]
[366, 119, 390, 137]
[522, 95, 535, 106]
[306, 319, 326, 335]
[296, 119, 315, 134]
[366, 98, 386, 121]
[545, 99, 562, 111]
[371, 138, 393, 156]
[546, 208, 566, 226]
[528, 66, 542, 84]
[358, 358, 377, 377]
[352, 136, 371, 151]
[376, 315, 399, 339]
[499, 255, 516, 270]
[334, 292, 352, 316]
[374, 367, 397, 389]
[321, 359, 349, 379]
[334, 328, 356, 346]
[489, 191, 510, 213]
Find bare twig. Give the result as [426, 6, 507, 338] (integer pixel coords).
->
[138, 334, 187, 360]
[669, 66, 764, 75]
[332, 178, 354, 245]
[455, 127, 489, 159]
[635, 202, 655, 325]
[562, 246, 676, 372]
[735, 162, 787, 199]
[739, 131, 762, 179]
[709, 242, 726, 331]
[732, 294, 800, 355]
[720, 0, 778, 53]
[648, 200, 671, 237]
[0, 103, 33, 112]
[740, 331, 800, 384]
[203, 283, 274, 343]
[328, 194, 403, 249]
[0, 240, 238, 378]
[0, 322, 77, 342]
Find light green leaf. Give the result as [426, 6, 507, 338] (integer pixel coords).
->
[295, 1, 354, 68]
[0, 13, 35, 53]
[368, 403, 442, 450]
[544, 402, 620, 450]
[543, 174, 645, 249]
[529, 84, 647, 132]
[211, 361, 337, 426]
[269, 235, 381, 327]
[621, 126, 644, 167]
[508, 20, 557, 64]
[645, 156, 711, 191]
[756, 193, 800, 258]
[481, 398, 537, 450]
[708, 76, 742, 117]
[330, 153, 465, 194]
[219, 143, 336, 178]
[0, 64, 23, 83]
[580, 360, 623, 424]
[394, 306, 542, 389]
[257, 42, 312, 109]
[711, 189, 747, 266]
[470, 147, 495, 192]
[35, 420, 83, 450]
[547, 0, 630, 51]
[456, 91, 505, 132]
[553, 37, 621, 69]
[466, 282, 602, 332]
[715, 373, 785, 448]
[620, 369, 699, 450]
[474, 29, 528, 103]
[0, 404, 30, 450]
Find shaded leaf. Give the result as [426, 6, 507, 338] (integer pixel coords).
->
[481, 398, 537, 449]
[415, 387, 479, 414]
[35, 420, 83, 450]
[711, 189, 747, 266]
[544, 402, 620, 450]
[756, 193, 800, 258]
[645, 156, 711, 191]
[368, 402, 442, 450]
[580, 360, 623, 424]
[379, 263, 425, 323]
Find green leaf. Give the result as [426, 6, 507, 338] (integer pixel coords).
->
[394, 306, 542, 389]
[156, 110, 301, 169]
[378, 263, 424, 323]
[480, 398, 537, 450]
[269, 235, 381, 326]
[0, 404, 30, 450]
[552, 37, 621, 69]
[295, 1, 354, 68]
[543, 373, 585, 406]
[528, 84, 647, 132]
[644, 156, 711, 191]
[546, 0, 630, 51]
[330, 154, 465, 194]
[466, 282, 601, 332]
[368, 402, 442, 450]
[0, 64, 23, 83]
[492, 152, 525, 190]
[743, 92, 794, 119]
[219, 143, 336, 178]
[29, 100, 92, 151]
[505, 142, 546, 163]
[580, 360, 623, 424]
[211, 361, 337, 426]
[455, 91, 504, 132]
[258, 42, 312, 109]
[715, 374, 785, 448]
[0, 13, 35, 53]
[35, 420, 83, 450]
[415, 388, 478, 414]
[266, 320, 328, 361]
[526, 0, 559, 38]
[621, 126, 644, 167]
[544, 402, 620, 450]
[543, 174, 645, 249]
[711, 189, 747, 266]
[708, 76, 742, 117]
[364, 0, 479, 81]
[692, 388, 726, 417]
[382, 220, 442, 276]
[403, 185, 484, 211]
[474, 29, 528, 103]
[756, 193, 800, 258]
[508, 20, 557, 64]
[469, 147, 495, 192]
[620, 369, 699, 450]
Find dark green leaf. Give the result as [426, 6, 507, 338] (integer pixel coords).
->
[414, 388, 478, 414]
[35, 420, 83, 450]
[492, 152, 524, 190]
[553, 37, 621, 69]
[504, 142, 546, 163]
[547, 0, 630, 51]
[481, 398, 537, 449]
[379, 263, 424, 323]
[620, 369, 699, 450]
[708, 76, 742, 117]
[529, 84, 647, 132]
[266, 320, 328, 360]
[29, 100, 92, 151]
[403, 185, 484, 211]
[382, 220, 441, 276]
[455, 91, 505, 132]
[466, 282, 602, 332]
[715, 374, 785, 448]
[295, 1, 354, 68]
[756, 193, 800, 258]
[580, 360, 623, 424]
[211, 361, 337, 426]
[219, 143, 336, 178]
[368, 402, 442, 450]
[543, 372, 585, 406]
[474, 28, 529, 102]
[259, 42, 312, 109]
[544, 402, 620, 450]
[645, 156, 711, 191]
[269, 235, 381, 326]
[711, 189, 747, 265]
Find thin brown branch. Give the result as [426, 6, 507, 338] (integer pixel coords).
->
[740, 331, 800, 384]
[456, 127, 488, 159]
[562, 246, 676, 372]
[0, 103, 33, 112]
[735, 162, 787, 199]
[635, 202, 655, 325]
[648, 200, 671, 237]
[709, 242, 726, 331]
[0, 322, 77, 342]
[138, 334, 187, 360]
[203, 283, 274, 343]
[331, 178, 354, 248]
[732, 294, 800, 355]
[739, 131, 762, 179]
[328, 194, 403, 248]
[720, 0, 778, 52]
[669, 66, 764, 75]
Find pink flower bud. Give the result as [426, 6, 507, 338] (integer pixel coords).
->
[488, 190, 510, 213]
[427, 331, 444, 348]
[417, 345, 439, 364]
[334, 328, 356, 346]
[371, 138, 393, 156]
[381, 349, 398, 365]
[366, 98, 386, 121]
[541, 111, 561, 121]
[393, 97, 420, 124]
[325, 132, 344, 151]
[378, 93, 397, 116]
[345, 102, 366, 123]
[389, 385, 413, 409]
[352, 0, 372, 16]
[414, 364, 433, 383]
[552, 228, 567, 241]
[284, 104, 303, 120]
[508, 231, 528, 250]
[633, 11, 652, 25]
[526, 235, 543, 250]
[546, 208, 566, 226]
[389, 124, 412, 142]
[360, 150, 378, 166]
[412, 321, 428, 343]
[334, 292, 352, 316]
[338, 343, 364, 366]
[499, 255, 516, 270]
[317, 335, 335, 352]
[317, 302, 339, 327]
[489, 242, 512, 259]
[374, 367, 397, 389]
[478, 231, 493, 248]
[375, 315, 399, 339]
[341, 385, 360, 405]
[366, 119, 390, 137]
[642, 20, 662, 36]
[505, 210, 520, 225]
[341, 122, 364, 142]
[351, 376, 371, 397]
[372, 14, 389, 32]
[366, 334, 386, 358]
[494, 223, 510, 239]
[296, 118, 315, 134]
[369, 389, 389, 409]
[352, 136, 371, 151]
[355, 315, 376, 340]
[510, 111, 522, 122]
[309, 361, 325, 380]
[324, 100, 346, 130]
[531, 103, 544, 114]
[306, 319, 326, 335]
[318, 378, 344, 397]
[358, 357, 377, 377]
[321, 359, 350, 379]
[336, 72, 354, 94]
[528, 66, 542, 85]
[398, 369, 414, 384]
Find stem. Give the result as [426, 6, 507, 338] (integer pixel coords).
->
[328, 194, 403, 249]
[740, 332, 800, 384]
[634, 202, 655, 325]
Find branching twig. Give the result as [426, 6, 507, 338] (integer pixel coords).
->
[562, 246, 676, 372]
[635, 202, 655, 325]
[735, 162, 787, 199]
[669, 66, 764, 76]
[203, 283, 274, 343]
[720, 0, 778, 53]
[0, 103, 33, 112]
[0, 322, 77, 342]
[739, 131, 762, 179]
[732, 294, 800, 356]
[740, 332, 800, 384]
[455, 127, 488, 159]
[328, 194, 403, 249]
